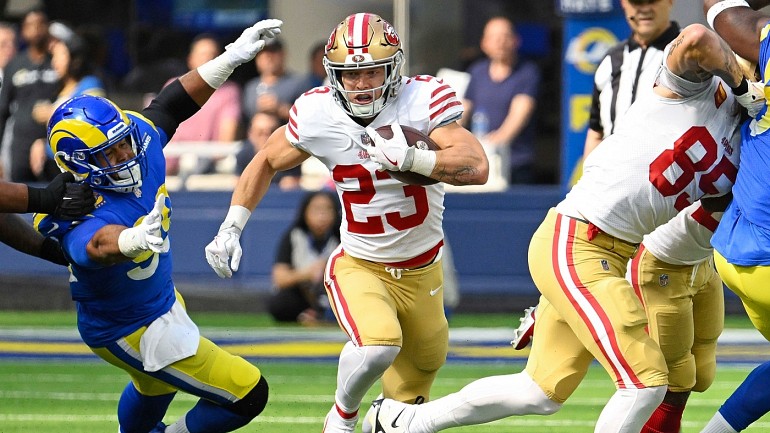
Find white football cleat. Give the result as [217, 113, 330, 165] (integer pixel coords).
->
[370, 398, 416, 433]
[322, 405, 359, 433]
[510, 306, 536, 350]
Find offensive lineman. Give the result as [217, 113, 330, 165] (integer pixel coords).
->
[368, 23, 747, 433]
[204, 12, 489, 433]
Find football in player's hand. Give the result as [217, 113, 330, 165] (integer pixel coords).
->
[375, 124, 439, 185]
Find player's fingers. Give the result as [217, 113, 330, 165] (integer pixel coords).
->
[231, 247, 243, 272]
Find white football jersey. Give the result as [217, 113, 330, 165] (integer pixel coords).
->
[558, 76, 741, 244]
[642, 201, 722, 265]
[286, 76, 463, 263]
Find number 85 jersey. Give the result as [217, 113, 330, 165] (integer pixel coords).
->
[286, 76, 463, 263]
[559, 76, 741, 244]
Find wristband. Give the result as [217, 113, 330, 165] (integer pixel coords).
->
[410, 148, 437, 177]
[221, 205, 251, 231]
[118, 227, 144, 258]
[732, 77, 750, 95]
[26, 186, 46, 213]
[707, 0, 750, 30]
[197, 54, 237, 89]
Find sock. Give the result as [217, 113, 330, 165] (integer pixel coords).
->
[334, 342, 399, 414]
[700, 411, 739, 433]
[641, 401, 685, 433]
[716, 361, 770, 431]
[414, 372, 560, 431]
[117, 382, 175, 433]
[595, 385, 666, 433]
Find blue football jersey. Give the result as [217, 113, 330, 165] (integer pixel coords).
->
[712, 23, 770, 266]
[36, 111, 176, 347]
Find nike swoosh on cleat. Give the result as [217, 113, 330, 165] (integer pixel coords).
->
[391, 408, 407, 428]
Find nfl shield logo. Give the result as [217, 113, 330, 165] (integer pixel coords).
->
[659, 274, 669, 287]
[600, 259, 609, 271]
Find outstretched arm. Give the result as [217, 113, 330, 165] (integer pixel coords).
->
[704, 0, 770, 63]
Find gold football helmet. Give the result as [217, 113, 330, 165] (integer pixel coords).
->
[324, 12, 405, 118]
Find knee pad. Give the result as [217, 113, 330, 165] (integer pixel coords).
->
[228, 376, 269, 418]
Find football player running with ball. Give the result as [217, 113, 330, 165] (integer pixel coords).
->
[205, 12, 489, 433]
[35, 19, 282, 433]
[368, 23, 752, 433]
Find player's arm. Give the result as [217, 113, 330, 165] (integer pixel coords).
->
[664, 24, 745, 88]
[0, 214, 67, 265]
[429, 121, 490, 186]
[84, 195, 167, 266]
[206, 127, 309, 278]
[0, 173, 94, 218]
[704, 0, 770, 63]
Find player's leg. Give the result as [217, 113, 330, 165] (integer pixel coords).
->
[95, 332, 267, 433]
[690, 259, 723, 394]
[530, 211, 668, 432]
[323, 249, 403, 432]
[702, 254, 770, 432]
[631, 247, 716, 433]
[382, 258, 447, 401]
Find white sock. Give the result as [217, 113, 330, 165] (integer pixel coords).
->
[700, 411, 739, 433]
[594, 385, 667, 433]
[415, 372, 560, 431]
[335, 342, 400, 414]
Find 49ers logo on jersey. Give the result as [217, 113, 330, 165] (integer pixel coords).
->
[383, 22, 399, 46]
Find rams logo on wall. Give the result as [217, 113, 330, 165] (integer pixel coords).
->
[564, 27, 617, 75]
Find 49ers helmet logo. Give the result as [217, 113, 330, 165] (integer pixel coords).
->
[383, 22, 399, 46]
[325, 27, 337, 53]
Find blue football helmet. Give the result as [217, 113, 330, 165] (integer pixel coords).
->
[48, 95, 146, 193]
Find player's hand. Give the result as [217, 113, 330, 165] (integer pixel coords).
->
[225, 19, 283, 66]
[365, 124, 415, 171]
[735, 80, 765, 118]
[29, 171, 95, 219]
[118, 194, 168, 258]
[205, 223, 243, 278]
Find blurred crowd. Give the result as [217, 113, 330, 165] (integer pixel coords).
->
[0, 8, 543, 190]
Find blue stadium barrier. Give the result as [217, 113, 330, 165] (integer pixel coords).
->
[0, 186, 564, 297]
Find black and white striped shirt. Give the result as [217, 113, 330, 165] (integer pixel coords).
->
[588, 22, 680, 137]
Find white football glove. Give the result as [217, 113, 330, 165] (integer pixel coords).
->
[205, 205, 251, 278]
[365, 124, 415, 171]
[735, 80, 766, 118]
[224, 19, 283, 66]
[118, 194, 168, 258]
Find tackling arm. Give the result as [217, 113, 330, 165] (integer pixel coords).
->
[704, 0, 770, 63]
[665, 24, 745, 88]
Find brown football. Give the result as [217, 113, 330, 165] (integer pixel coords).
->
[375, 124, 439, 185]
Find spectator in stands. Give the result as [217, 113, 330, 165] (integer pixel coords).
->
[0, 8, 58, 183]
[463, 16, 540, 184]
[0, 22, 17, 85]
[242, 39, 306, 123]
[166, 33, 242, 175]
[302, 40, 328, 89]
[235, 111, 301, 190]
[30, 30, 106, 181]
[268, 190, 341, 326]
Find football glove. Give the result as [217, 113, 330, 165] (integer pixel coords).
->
[225, 19, 283, 66]
[205, 205, 251, 278]
[735, 80, 766, 118]
[27, 171, 95, 219]
[365, 124, 415, 171]
[118, 194, 168, 258]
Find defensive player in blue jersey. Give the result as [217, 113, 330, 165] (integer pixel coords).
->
[34, 19, 283, 433]
[702, 1, 770, 432]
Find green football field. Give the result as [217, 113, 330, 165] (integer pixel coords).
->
[0, 311, 768, 432]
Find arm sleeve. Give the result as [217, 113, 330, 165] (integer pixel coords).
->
[62, 217, 110, 269]
[141, 79, 201, 141]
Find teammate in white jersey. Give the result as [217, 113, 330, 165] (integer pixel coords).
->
[368, 23, 748, 433]
[204, 12, 489, 433]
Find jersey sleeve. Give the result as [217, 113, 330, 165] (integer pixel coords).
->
[407, 75, 464, 131]
[285, 86, 329, 152]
